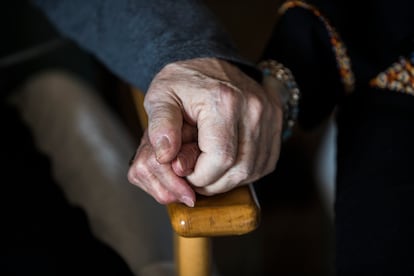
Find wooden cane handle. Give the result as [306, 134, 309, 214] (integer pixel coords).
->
[168, 185, 260, 237]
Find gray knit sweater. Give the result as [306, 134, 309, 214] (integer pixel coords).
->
[32, 0, 255, 92]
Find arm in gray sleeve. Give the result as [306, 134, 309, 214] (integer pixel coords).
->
[32, 0, 256, 91]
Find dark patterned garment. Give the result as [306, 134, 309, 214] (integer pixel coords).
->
[261, 1, 414, 274]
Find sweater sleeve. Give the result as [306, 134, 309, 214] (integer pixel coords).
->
[31, 0, 257, 91]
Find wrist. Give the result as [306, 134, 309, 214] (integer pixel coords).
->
[258, 60, 300, 140]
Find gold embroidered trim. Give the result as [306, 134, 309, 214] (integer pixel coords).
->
[279, 0, 355, 94]
[370, 55, 414, 95]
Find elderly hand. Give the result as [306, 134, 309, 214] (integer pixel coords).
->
[128, 58, 283, 206]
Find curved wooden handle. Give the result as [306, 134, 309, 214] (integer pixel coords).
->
[168, 185, 260, 237]
[130, 88, 261, 237]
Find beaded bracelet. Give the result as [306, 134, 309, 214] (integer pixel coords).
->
[258, 60, 300, 140]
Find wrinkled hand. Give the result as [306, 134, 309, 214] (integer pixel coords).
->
[128, 58, 283, 206]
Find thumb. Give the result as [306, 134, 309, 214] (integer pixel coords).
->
[172, 142, 200, 177]
[145, 100, 183, 163]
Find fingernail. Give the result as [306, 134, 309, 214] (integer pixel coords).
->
[176, 155, 189, 175]
[155, 136, 170, 161]
[180, 196, 195, 208]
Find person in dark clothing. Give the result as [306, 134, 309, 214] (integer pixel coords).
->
[33, 0, 282, 208]
[261, 0, 414, 274]
[31, 0, 414, 274]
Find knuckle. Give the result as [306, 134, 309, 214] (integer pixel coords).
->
[228, 161, 255, 184]
[162, 62, 181, 72]
[154, 189, 175, 205]
[248, 95, 265, 123]
[214, 82, 241, 110]
[153, 63, 181, 82]
[127, 164, 146, 185]
[217, 152, 237, 168]
[127, 169, 138, 184]
[127, 156, 157, 184]
[232, 168, 251, 184]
